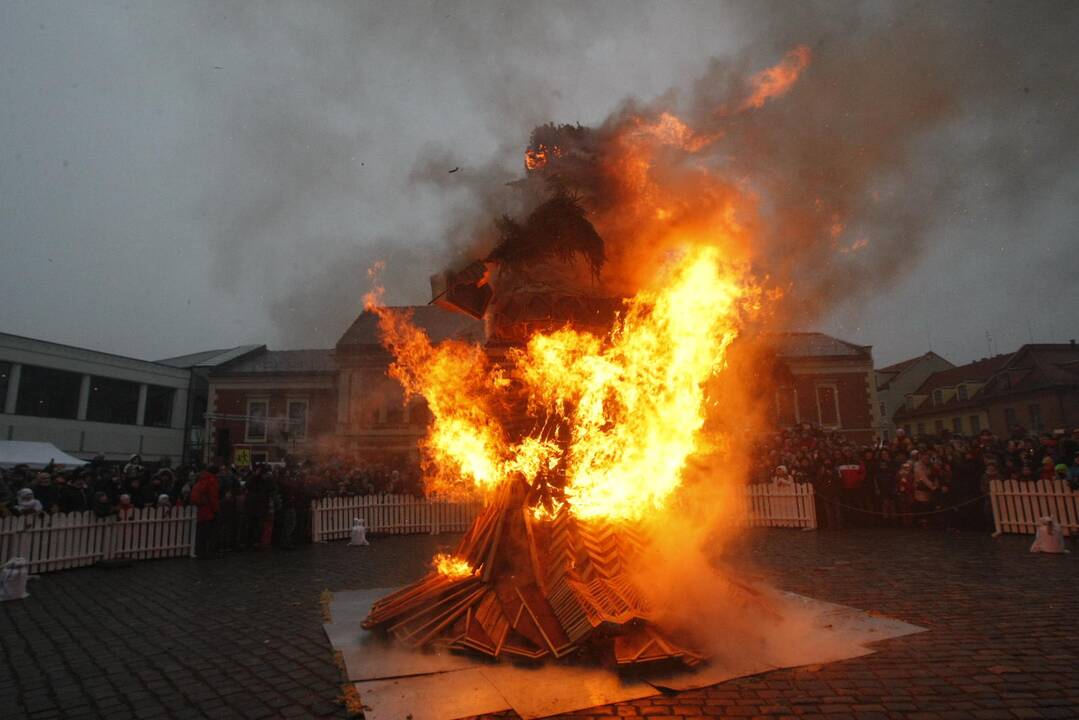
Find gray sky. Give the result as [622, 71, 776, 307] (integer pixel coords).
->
[2, 1, 1077, 368]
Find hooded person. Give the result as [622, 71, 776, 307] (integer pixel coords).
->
[15, 488, 44, 516]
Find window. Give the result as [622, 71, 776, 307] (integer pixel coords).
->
[246, 399, 268, 441]
[0, 361, 10, 412]
[879, 401, 886, 418]
[934, 419, 944, 433]
[969, 415, 981, 433]
[251, 451, 269, 464]
[957, 384, 968, 401]
[933, 389, 943, 406]
[287, 400, 308, 440]
[775, 388, 799, 425]
[815, 384, 840, 428]
[143, 385, 175, 428]
[1028, 404, 1043, 433]
[952, 417, 963, 433]
[15, 364, 81, 419]
[86, 375, 140, 424]
[1004, 407, 1017, 430]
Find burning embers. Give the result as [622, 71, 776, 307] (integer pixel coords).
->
[361, 248, 759, 666]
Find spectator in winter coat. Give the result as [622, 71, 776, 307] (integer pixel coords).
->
[190, 467, 221, 558]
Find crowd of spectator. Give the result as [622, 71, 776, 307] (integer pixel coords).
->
[754, 424, 1079, 530]
[3, 426, 1078, 544]
[0, 453, 422, 556]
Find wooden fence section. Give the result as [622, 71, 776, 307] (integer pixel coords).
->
[736, 481, 818, 529]
[0, 507, 197, 574]
[313, 484, 816, 541]
[311, 494, 483, 542]
[990, 478, 1079, 536]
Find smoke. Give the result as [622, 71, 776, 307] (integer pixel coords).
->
[394, 0, 1079, 329]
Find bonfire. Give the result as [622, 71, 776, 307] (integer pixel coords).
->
[362, 46, 814, 667]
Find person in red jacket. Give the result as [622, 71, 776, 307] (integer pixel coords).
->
[190, 466, 220, 558]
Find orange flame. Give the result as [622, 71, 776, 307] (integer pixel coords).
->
[369, 245, 758, 521]
[738, 45, 812, 111]
[433, 553, 474, 579]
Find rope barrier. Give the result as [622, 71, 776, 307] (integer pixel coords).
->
[827, 493, 990, 517]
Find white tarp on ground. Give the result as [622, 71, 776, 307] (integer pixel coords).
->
[325, 586, 927, 720]
[0, 441, 87, 469]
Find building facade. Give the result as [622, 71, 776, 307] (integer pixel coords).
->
[204, 349, 337, 464]
[892, 343, 1079, 437]
[0, 333, 192, 463]
[763, 333, 881, 442]
[875, 351, 954, 440]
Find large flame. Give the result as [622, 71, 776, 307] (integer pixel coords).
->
[368, 246, 756, 522]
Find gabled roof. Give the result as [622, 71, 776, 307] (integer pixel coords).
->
[876, 351, 953, 391]
[157, 345, 265, 369]
[878, 351, 950, 375]
[211, 349, 336, 376]
[985, 343, 1079, 395]
[894, 354, 1013, 420]
[337, 306, 485, 349]
[765, 332, 871, 359]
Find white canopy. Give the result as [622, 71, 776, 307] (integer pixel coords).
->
[0, 441, 88, 469]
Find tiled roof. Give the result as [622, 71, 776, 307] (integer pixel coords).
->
[893, 354, 1013, 420]
[212, 349, 336, 375]
[156, 345, 264, 368]
[337, 306, 485, 349]
[765, 332, 871, 359]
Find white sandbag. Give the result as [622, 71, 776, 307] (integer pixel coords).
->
[349, 518, 370, 546]
[0, 557, 31, 601]
[1030, 516, 1069, 554]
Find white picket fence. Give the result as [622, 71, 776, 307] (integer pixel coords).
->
[989, 478, 1079, 536]
[311, 494, 484, 542]
[312, 484, 816, 541]
[736, 481, 818, 529]
[0, 506, 197, 574]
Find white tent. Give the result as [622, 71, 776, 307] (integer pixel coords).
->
[0, 441, 88, 469]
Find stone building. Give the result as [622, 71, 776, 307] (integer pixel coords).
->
[875, 351, 954, 440]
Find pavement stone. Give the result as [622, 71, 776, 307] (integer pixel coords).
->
[1, 528, 1077, 719]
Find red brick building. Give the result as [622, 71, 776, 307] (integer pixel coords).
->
[333, 307, 484, 464]
[761, 333, 880, 442]
[206, 348, 337, 464]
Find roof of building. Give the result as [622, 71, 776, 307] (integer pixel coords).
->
[156, 345, 263, 368]
[337, 306, 485, 349]
[0, 331, 190, 379]
[211, 349, 336, 375]
[765, 332, 872, 359]
[987, 343, 1079, 395]
[878, 351, 950, 375]
[876, 351, 953, 390]
[893, 354, 1013, 420]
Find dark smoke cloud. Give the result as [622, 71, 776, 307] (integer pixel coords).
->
[416, 0, 1079, 333]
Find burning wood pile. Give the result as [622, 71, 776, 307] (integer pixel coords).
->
[363, 479, 707, 666]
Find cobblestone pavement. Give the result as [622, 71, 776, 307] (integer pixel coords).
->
[2, 529, 1076, 719]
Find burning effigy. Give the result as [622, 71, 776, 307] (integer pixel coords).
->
[361, 46, 812, 667]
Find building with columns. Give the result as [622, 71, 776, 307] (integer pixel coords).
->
[0, 332, 193, 464]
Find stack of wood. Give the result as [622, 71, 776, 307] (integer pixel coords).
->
[362, 479, 706, 667]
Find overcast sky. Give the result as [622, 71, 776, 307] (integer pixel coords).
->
[2, 1, 1077, 367]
